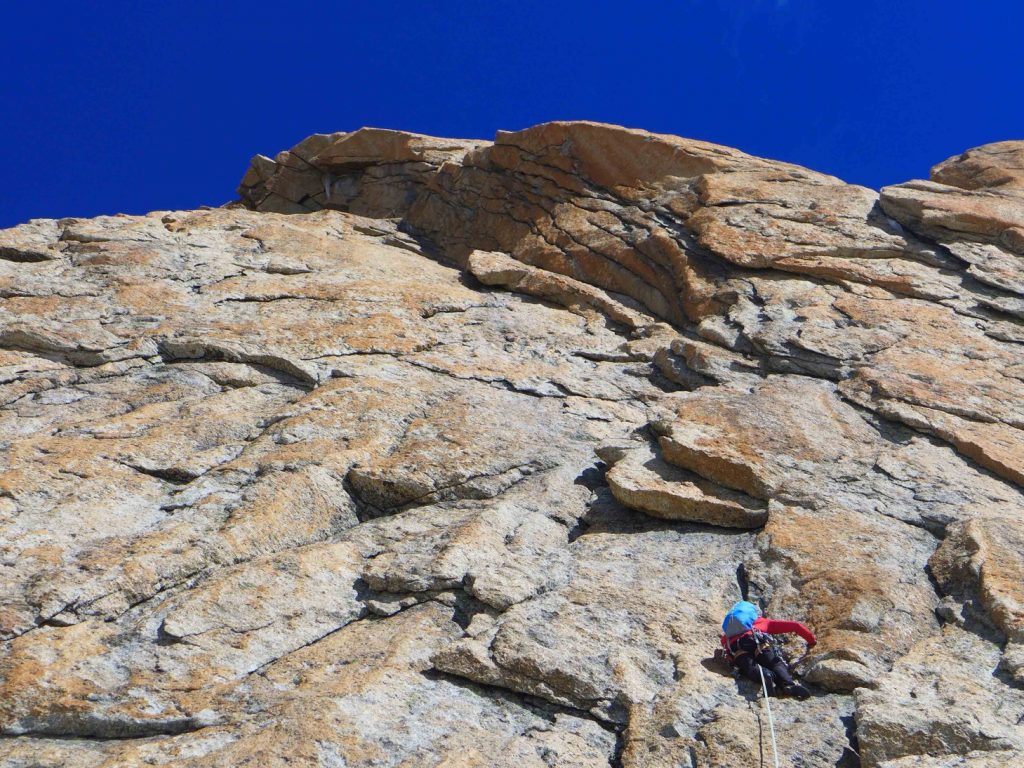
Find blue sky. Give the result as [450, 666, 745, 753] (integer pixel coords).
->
[2, 1, 1021, 227]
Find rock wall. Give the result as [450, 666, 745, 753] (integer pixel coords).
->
[0, 123, 1021, 766]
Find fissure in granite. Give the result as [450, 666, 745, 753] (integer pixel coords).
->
[0, 123, 1021, 767]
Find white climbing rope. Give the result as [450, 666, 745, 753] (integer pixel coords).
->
[758, 664, 781, 768]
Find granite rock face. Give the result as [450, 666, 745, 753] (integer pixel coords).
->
[0, 124, 1022, 767]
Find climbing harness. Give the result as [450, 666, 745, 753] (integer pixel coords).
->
[721, 628, 777, 665]
[758, 664, 781, 768]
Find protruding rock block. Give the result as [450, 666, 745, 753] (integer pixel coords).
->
[596, 440, 767, 528]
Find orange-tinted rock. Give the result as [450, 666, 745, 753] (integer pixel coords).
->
[931, 141, 1024, 191]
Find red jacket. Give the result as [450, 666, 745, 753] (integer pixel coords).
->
[720, 617, 816, 651]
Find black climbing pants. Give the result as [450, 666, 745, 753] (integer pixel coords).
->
[732, 635, 794, 694]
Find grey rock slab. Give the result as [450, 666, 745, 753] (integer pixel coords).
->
[855, 626, 1024, 767]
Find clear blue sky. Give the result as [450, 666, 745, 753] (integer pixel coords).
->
[2, 1, 1021, 228]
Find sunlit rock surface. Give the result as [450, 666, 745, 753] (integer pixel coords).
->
[0, 123, 1022, 766]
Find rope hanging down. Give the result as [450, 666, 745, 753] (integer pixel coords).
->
[758, 664, 781, 768]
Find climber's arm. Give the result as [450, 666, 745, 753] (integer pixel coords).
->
[758, 618, 816, 646]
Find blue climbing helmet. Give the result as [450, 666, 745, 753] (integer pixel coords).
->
[722, 600, 759, 638]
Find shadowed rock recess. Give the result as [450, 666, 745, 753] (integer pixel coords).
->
[0, 123, 1022, 767]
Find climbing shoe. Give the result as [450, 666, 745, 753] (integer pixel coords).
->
[783, 682, 810, 700]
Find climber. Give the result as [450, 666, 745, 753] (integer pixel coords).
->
[720, 600, 814, 700]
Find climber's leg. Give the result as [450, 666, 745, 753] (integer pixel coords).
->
[734, 642, 777, 694]
[755, 647, 810, 699]
[755, 647, 794, 688]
